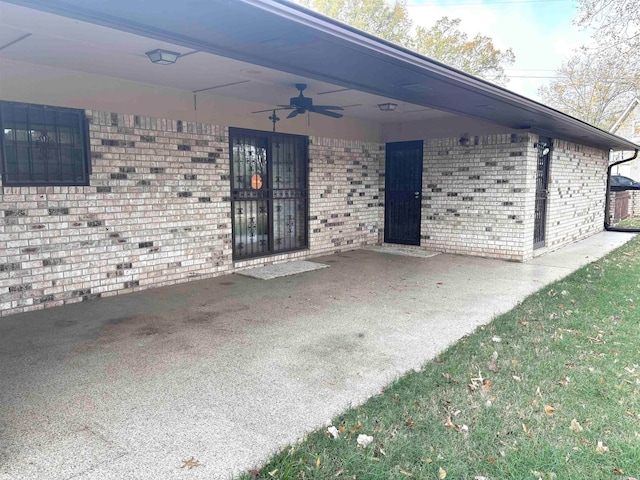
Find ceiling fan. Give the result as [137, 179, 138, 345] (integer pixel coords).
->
[253, 83, 344, 119]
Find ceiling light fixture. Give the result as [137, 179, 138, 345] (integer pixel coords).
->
[378, 103, 397, 111]
[145, 49, 180, 65]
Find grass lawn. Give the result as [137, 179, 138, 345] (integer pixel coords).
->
[615, 217, 640, 229]
[239, 235, 640, 480]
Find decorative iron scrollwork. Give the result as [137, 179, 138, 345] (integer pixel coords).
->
[36, 129, 55, 161]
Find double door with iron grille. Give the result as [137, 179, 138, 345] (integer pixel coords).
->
[230, 128, 308, 260]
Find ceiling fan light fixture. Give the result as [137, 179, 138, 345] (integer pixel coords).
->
[378, 103, 397, 112]
[145, 48, 180, 65]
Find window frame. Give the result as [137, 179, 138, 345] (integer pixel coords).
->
[0, 101, 91, 187]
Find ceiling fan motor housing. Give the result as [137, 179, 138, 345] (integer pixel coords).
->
[290, 95, 313, 110]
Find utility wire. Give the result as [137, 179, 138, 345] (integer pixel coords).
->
[406, 0, 571, 6]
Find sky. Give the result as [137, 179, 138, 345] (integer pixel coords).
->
[404, 0, 593, 101]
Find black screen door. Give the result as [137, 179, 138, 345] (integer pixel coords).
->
[384, 140, 424, 245]
[534, 137, 552, 249]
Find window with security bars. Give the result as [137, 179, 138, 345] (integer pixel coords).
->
[0, 101, 91, 186]
[230, 128, 308, 259]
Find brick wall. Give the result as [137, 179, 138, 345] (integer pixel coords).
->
[545, 139, 608, 248]
[420, 133, 535, 261]
[0, 111, 233, 316]
[307, 137, 384, 254]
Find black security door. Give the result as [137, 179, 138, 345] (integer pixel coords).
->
[384, 140, 424, 245]
[230, 128, 308, 260]
[534, 137, 552, 249]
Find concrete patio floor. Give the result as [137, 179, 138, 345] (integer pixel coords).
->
[0, 232, 635, 480]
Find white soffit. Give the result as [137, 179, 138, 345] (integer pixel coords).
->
[0, 1, 449, 123]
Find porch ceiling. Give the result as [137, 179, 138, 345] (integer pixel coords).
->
[1, 0, 638, 151]
[0, 1, 452, 125]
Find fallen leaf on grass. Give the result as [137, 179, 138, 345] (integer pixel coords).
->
[482, 379, 493, 393]
[486, 456, 496, 463]
[349, 421, 362, 433]
[316, 457, 321, 468]
[544, 405, 555, 416]
[439, 467, 447, 479]
[474, 477, 489, 480]
[357, 434, 374, 448]
[469, 369, 485, 391]
[247, 467, 260, 479]
[444, 416, 455, 429]
[335, 469, 343, 476]
[327, 426, 339, 439]
[406, 418, 415, 428]
[488, 352, 500, 372]
[268, 468, 279, 477]
[558, 328, 577, 334]
[596, 441, 609, 453]
[400, 470, 413, 477]
[181, 457, 200, 469]
[612, 468, 624, 475]
[570, 419, 583, 432]
[492, 336, 502, 343]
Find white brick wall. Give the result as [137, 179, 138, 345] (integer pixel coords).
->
[421, 133, 535, 261]
[0, 111, 233, 316]
[307, 137, 384, 254]
[545, 139, 608, 249]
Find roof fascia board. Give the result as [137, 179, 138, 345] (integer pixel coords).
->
[246, 0, 639, 151]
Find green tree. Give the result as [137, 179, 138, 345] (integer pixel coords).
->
[412, 17, 515, 85]
[576, 0, 639, 53]
[297, 0, 515, 86]
[298, 0, 413, 46]
[538, 49, 639, 129]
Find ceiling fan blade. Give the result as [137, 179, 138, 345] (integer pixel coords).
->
[252, 107, 292, 114]
[287, 109, 299, 119]
[311, 107, 343, 119]
[313, 105, 344, 111]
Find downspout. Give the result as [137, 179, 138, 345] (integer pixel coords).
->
[604, 148, 639, 231]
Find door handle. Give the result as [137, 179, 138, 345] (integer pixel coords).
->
[414, 191, 420, 198]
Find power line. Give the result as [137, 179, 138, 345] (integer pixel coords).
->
[506, 75, 558, 78]
[406, 0, 570, 6]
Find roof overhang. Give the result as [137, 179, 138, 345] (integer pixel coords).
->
[2, 0, 639, 152]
